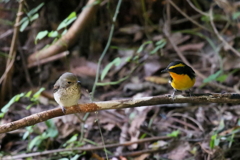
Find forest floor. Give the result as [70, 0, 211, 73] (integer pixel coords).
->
[1, 0, 240, 160]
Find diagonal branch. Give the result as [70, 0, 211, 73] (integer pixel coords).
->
[1, 93, 240, 134]
[27, 0, 100, 64]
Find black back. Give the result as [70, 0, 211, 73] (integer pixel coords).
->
[167, 61, 195, 80]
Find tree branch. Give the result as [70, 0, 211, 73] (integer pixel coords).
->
[3, 136, 170, 159]
[1, 93, 240, 134]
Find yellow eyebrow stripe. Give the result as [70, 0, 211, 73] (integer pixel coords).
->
[169, 63, 185, 69]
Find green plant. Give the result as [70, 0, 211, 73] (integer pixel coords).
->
[210, 134, 220, 149]
[20, 3, 44, 32]
[96, 55, 140, 86]
[26, 119, 58, 151]
[167, 130, 180, 137]
[137, 39, 167, 54]
[204, 69, 239, 83]
[63, 134, 85, 148]
[35, 12, 77, 44]
[0, 88, 45, 118]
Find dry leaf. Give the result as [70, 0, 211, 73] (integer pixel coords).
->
[168, 142, 191, 160]
[145, 76, 168, 84]
[133, 153, 150, 160]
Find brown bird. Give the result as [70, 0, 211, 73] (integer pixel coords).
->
[53, 72, 81, 113]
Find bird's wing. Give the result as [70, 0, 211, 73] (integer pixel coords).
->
[53, 85, 59, 93]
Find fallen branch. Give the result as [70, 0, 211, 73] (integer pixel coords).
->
[27, 51, 69, 68]
[2, 136, 170, 159]
[1, 93, 240, 134]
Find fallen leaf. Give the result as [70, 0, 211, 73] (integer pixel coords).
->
[178, 42, 205, 52]
[133, 153, 150, 160]
[168, 142, 191, 160]
[145, 76, 168, 84]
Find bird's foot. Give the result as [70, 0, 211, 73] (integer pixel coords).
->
[61, 106, 66, 114]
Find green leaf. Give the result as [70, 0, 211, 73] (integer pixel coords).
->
[26, 103, 35, 110]
[27, 3, 44, 17]
[61, 29, 68, 36]
[48, 31, 59, 38]
[233, 12, 240, 20]
[216, 74, 228, 83]
[1, 93, 25, 113]
[210, 134, 219, 149]
[167, 130, 180, 137]
[20, 20, 29, 32]
[45, 120, 58, 138]
[70, 155, 81, 160]
[97, 75, 129, 86]
[63, 134, 78, 147]
[140, 133, 147, 139]
[30, 13, 39, 22]
[32, 88, 45, 100]
[0, 113, 5, 118]
[137, 41, 152, 53]
[203, 70, 222, 83]
[25, 91, 32, 98]
[156, 39, 166, 46]
[150, 42, 166, 54]
[28, 135, 42, 151]
[19, 17, 28, 25]
[23, 126, 33, 140]
[101, 57, 121, 81]
[67, 12, 77, 20]
[47, 127, 58, 138]
[0, 51, 9, 58]
[57, 12, 77, 30]
[218, 119, 225, 131]
[35, 31, 48, 44]
[22, 131, 30, 140]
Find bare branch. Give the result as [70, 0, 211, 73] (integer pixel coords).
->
[1, 93, 240, 134]
[209, 4, 240, 57]
[3, 136, 170, 159]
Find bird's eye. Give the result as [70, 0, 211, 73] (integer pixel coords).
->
[68, 82, 71, 84]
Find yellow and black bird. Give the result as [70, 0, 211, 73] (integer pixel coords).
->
[162, 61, 195, 98]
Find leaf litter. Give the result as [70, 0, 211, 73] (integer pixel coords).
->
[2, 0, 240, 159]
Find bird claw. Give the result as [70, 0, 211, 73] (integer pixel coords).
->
[61, 106, 66, 114]
[171, 90, 176, 100]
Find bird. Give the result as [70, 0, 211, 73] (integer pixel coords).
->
[161, 61, 195, 98]
[53, 72, 81, 114]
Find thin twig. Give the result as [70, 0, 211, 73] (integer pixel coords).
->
[170, 14, 201, 25]
[171, 113, 204, 131]
[2, 136, 170, 160]
[167, 0, 211, 32]
[18, 41, 33, 87]
[209, 4, 240, 57]
[0, 0, 24, 105]
[186, 0, 208, 16]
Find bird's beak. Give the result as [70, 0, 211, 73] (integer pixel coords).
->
[161, 68, 168, 72]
